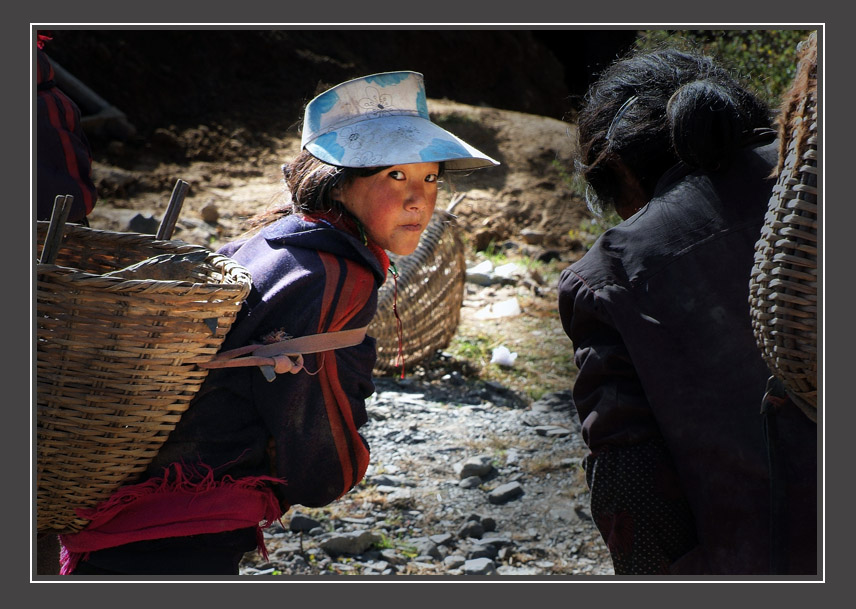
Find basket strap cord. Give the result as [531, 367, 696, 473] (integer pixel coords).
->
[198, 326, 369, 382]
[389, 261, 406, 380]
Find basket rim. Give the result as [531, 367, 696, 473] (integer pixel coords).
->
[35, 253, 250, 291]
[36, 222, 252, 293]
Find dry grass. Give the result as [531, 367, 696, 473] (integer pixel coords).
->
[447, 255, 577, 403]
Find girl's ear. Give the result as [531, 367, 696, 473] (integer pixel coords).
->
[331, 182, 345, 205]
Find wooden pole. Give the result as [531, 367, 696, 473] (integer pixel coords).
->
[156, 179, 190, 241]
[39, 194, 73, 264]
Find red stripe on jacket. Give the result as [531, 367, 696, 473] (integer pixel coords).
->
[37, 51, 95, 217]
[317, 252, 372, 496]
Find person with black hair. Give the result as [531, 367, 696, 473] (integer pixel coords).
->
[558, 46, 817, 575]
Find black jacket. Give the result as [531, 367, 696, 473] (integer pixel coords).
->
[558, 132, 818, 575]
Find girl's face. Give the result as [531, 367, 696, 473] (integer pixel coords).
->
[334, 162, 440, 256]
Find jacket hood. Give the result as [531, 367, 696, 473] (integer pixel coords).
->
[222, 214, 388, 285]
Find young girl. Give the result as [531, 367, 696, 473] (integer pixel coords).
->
[58, 70, 498, 575]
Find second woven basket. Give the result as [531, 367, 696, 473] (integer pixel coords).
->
[370, 209, 466, 375]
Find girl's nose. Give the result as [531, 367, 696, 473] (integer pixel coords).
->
[406, 184, 429, 210]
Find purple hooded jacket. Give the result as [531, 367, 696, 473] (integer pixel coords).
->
[150, 213, 386, 508]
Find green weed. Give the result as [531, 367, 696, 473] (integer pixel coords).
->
[449, 334, 494, 364]
[372, 533, 395, 550]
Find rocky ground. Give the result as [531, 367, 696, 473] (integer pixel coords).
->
[237, 328, 613, 578]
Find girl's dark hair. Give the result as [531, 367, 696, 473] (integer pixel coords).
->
[246, 151, 388, 229]
[576, 45, 772, 215]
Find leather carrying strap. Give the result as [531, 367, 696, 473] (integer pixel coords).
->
[198, 326, 369, 382]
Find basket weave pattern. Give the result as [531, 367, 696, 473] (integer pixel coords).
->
[36, 223, 252, 533]
[748, 65, 818, 415]
[370, 210, 466, 374]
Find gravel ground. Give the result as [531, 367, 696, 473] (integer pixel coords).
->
[237, 284, 614, 578]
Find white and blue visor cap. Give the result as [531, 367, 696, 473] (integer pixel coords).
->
[301, 71, 499, 171]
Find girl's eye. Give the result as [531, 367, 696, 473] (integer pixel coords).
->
[425, 174, 438, 183]
[388, 170, 405, 181]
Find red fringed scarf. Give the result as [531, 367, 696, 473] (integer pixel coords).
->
[58, 462, 286, 575]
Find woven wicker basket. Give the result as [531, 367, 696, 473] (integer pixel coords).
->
[370, 209, 466, 375]
[36, 222, 252, 533]
[748, 35, 818, 419]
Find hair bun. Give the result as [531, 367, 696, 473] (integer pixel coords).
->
[667, 80, 745, 170]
